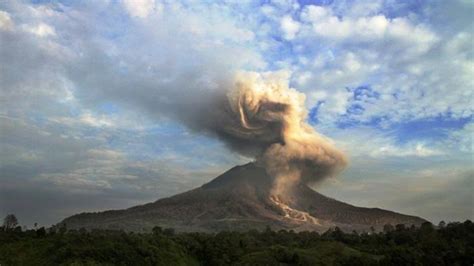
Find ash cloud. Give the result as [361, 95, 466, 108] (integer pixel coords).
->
[187, 70, 348, 194]
[70, 53, 347, 193]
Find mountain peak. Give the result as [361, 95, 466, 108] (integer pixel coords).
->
[201, 162, 272, 190]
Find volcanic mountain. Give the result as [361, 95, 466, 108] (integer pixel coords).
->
[61, 163, 426, 232]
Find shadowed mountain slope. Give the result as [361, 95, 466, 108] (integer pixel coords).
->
[61, 163, 426, 232]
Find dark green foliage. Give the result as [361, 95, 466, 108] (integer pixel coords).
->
[0, 220, 473, 265]
[0, 228, 197, 265]
[3, 214, 19, 230]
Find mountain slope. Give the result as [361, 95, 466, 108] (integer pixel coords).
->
[61, 163, 426, 232]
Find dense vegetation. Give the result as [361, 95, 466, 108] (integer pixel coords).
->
[1, 217, 472, 265]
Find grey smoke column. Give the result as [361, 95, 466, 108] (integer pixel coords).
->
[202, 70, 347, 194]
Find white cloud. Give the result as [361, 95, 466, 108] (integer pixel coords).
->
[50, 112, 115, 128]
[301, 5, 329, 22]
[324, 90, 352, 115]
[293, 3, 472, 125]
[25, 23, 56, 37]
[0, 10, 13, 30]
[301, 5, 438, 48]
[446, 122, 474, 153]
[328, 127, 444, 159]
[295, 71, 312, 86]
[280, 15, 300, 40]
[370, 143, 443, 158]
[122, 0, 157, 18]
[340, 0, 383, 17]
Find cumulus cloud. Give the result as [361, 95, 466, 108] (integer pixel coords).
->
[280, 15, 300, 40]
[292, 2, 472, 125]
[301, 6, 437, 49]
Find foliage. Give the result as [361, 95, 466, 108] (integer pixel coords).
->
[3, 214, 19, 230]
[0, 220, 472, 265]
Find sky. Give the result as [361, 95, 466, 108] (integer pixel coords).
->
[0, 0, 472, 227]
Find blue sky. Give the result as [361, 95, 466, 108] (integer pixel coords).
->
[0, 0, 472, 226]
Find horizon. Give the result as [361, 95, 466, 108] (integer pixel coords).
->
[1, 0, 473, 228]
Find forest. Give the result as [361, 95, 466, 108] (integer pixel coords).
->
[0, 216, 473, 265]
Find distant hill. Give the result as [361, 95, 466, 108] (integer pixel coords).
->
[61, 163, 426, 232]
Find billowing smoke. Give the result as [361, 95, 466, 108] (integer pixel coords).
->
[58, 17, 346, 195]
[205, 70, 347, 195]
[70, 54, 346, 195]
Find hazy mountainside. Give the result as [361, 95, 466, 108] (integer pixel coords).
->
[61, 163, 426, 232]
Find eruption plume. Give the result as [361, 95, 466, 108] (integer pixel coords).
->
[209, 71, 347, 195]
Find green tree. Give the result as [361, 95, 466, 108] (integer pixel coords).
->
[438, 220, 446, 228]
[383, 224, 394, 233]
[3, 214, 18, 230]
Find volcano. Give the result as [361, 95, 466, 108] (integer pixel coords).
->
[61, 163, 426, 232]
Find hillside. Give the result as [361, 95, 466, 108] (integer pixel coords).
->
[61, 163, 426, 232]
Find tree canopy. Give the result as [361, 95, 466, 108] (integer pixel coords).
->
[0, 217, 472, 265]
